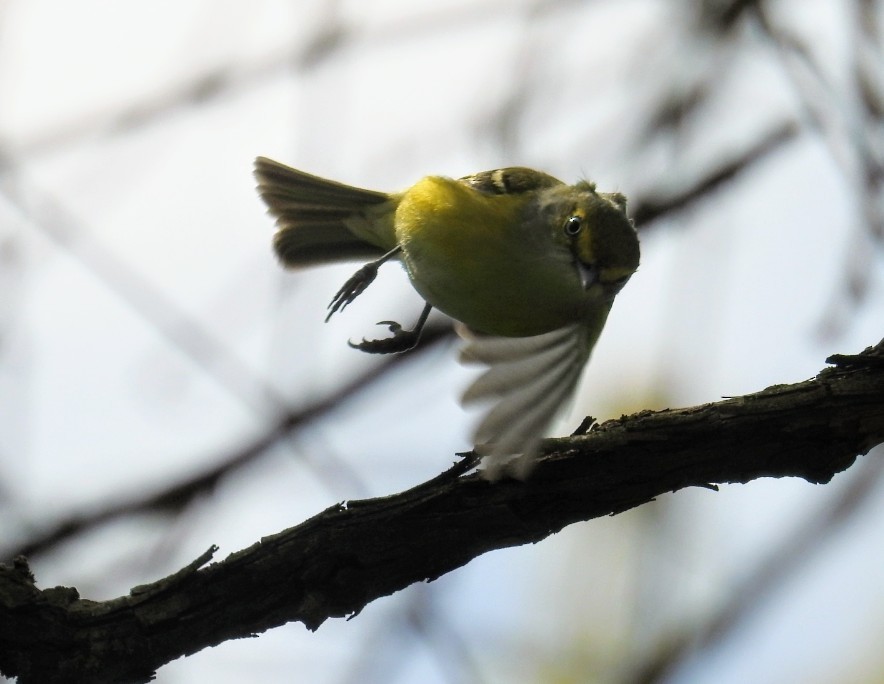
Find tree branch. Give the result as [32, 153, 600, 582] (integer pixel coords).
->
[2, 340, 883, 683]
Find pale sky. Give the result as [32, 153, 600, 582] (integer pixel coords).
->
[1, 2, 883, 683]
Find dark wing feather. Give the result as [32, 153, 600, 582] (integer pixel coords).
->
[458, 167, 564, 196]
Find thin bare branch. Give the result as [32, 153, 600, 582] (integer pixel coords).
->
[0, 322, 454, 561]
[630, 121, 799, 227]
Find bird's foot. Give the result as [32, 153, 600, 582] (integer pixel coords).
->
[348, 302, 433, 354]
[325, 246, 402, 322]
[326, 262, 380, 322]
[348, 321, 421, 354]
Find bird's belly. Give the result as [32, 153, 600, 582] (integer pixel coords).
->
[403, 230, 584, 335]
[411, 267, 580, 336]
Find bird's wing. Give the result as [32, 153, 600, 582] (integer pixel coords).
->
[458, 167, 563, 196]
[458, 322, 598, 480]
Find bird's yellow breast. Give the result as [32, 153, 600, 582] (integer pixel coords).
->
[393, 176, 594, 336]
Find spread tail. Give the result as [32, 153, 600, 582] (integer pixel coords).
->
[254, 157, 396, 267]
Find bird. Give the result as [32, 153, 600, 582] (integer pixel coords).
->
[254, 157, 639, 479]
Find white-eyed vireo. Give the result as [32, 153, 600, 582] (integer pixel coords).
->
[255, 157, 639, 479]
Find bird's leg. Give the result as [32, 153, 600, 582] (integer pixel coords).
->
[326, 246, 402, 322]
[349, 301, 433, 354]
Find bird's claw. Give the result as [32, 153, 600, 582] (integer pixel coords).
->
[326, 262, 379, 322]
[348, 320, 421, 354]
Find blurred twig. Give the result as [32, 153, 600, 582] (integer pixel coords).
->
[0, 321, 453, 561]
[0, 156, 283, 416]
[16, 1, 526, 156]
[630, 120, 799, 227]
[749, 1, 884, 337]
[339, 584, 486, 684]
[0, 158, 453, 511]
[3, 339, 882, 683]
[0, 112, 803, 561]
[627, 451, 884, 684]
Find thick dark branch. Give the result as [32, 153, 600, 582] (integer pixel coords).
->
[2, 341, 883, 683]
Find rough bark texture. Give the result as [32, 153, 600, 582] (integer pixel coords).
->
[2, 341, 883, 683]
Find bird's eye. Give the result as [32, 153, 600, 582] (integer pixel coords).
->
[564, 216, 582, 236]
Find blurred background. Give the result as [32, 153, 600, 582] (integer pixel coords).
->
[1, 0, 883, 682]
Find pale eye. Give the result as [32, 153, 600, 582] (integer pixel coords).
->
[564, 216, 582, 236]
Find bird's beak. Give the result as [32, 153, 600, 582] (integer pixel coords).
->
[575, 261, 598, 291]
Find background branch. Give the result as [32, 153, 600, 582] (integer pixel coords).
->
[2, 340, 882, 684]
[2, 130, 789, 563]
